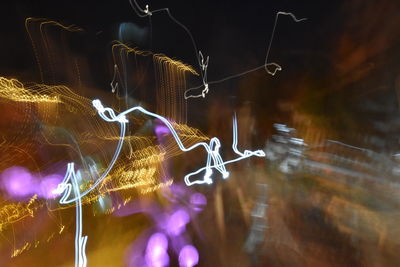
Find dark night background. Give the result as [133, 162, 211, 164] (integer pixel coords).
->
[1, 1, 400, 266]
[1, 0, 400, 152]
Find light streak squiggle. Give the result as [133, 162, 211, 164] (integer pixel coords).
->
[55, 120, 126, 205]
[91, 99, 265, 186]
[263, 12, 307, 76]
[55, 99, 265, 266]
[183, 11, 307, 99]
[56, 164, 88, 267]
[56, 98, 265, 202]
[72, 173, 88, 267]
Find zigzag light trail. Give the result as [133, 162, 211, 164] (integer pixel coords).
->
[56, 99, 265, 203]
[55, 98, 265, 266]
[128, 0, 306, 99]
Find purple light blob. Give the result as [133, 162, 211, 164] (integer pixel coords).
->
[166, 209, 190, 236]
[155, 124, 170, 138]
[179, 245, 199, 267]
[38, 174, 63, 199]
[145, 232, 169, 267]
[190, 193, 207, 211]
[147, 232, 168, 251]
[145, 251, 169, 267]
[1, 166, 36, 198]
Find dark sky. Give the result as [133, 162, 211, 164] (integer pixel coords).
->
[2, 0, 400, 151]
[0, 0, 339, 82]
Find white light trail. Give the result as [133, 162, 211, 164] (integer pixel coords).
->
[183, 11, 307, 99]
[56, 98, 265, 203]
[55, 99, 265, 267]
[128, 1, 307, 99]
[91, 99, 265, 186]
[55, 164, 88, 267]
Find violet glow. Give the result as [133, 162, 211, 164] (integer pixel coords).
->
[154, 120, 171, 137]
[1, 166, 63, 199]
[179, 245, 199, 267]
[165, 209, 190, 236]
[39, 174, 63, 199]
[145, 232, 170, 267]
[1, 166, 35, 198]
[122, 186, 203, 267]
[190, 193, 207, 212]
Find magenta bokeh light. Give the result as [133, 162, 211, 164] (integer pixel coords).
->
[38, 174, 63, 199]
[1, 166, 35, 198]
[145, 232, 170, 267]
[1, 166, 63, 200]
[179, 245, 199, 267]
[190, 193, 207, 211]
[166, 209, 190, 236]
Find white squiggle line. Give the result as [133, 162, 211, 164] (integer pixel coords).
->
[55, 165, 88, 267]
[55, 117, 126, 204]
[196, 51, 209, 99]
[92, 99, 265, 186]
[73, 174, 88, 267]
[184, 11, 307, 99]
[264, 12, 307, 76]
[55, 99, 264, 266]
[110, 64, 120, 94]
[56, 99, 265, 202]
[129, 1, 306, 99]
[128, 1, 210, 98]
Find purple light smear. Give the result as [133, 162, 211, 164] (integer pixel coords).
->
[1, 166, 64, 200]
[38, 174, 63, 199]
[179, 245, 199, 267]
[121, 184, 207, 266]
[1, 166, 35, 198]
[165, 209, 190, 236]
[147, 232, 168, 251]
[145, 251, 169, 267]
[154, 120, 171, 137]
[190, 193, 207, 211]
[145, 232, 170, 267]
